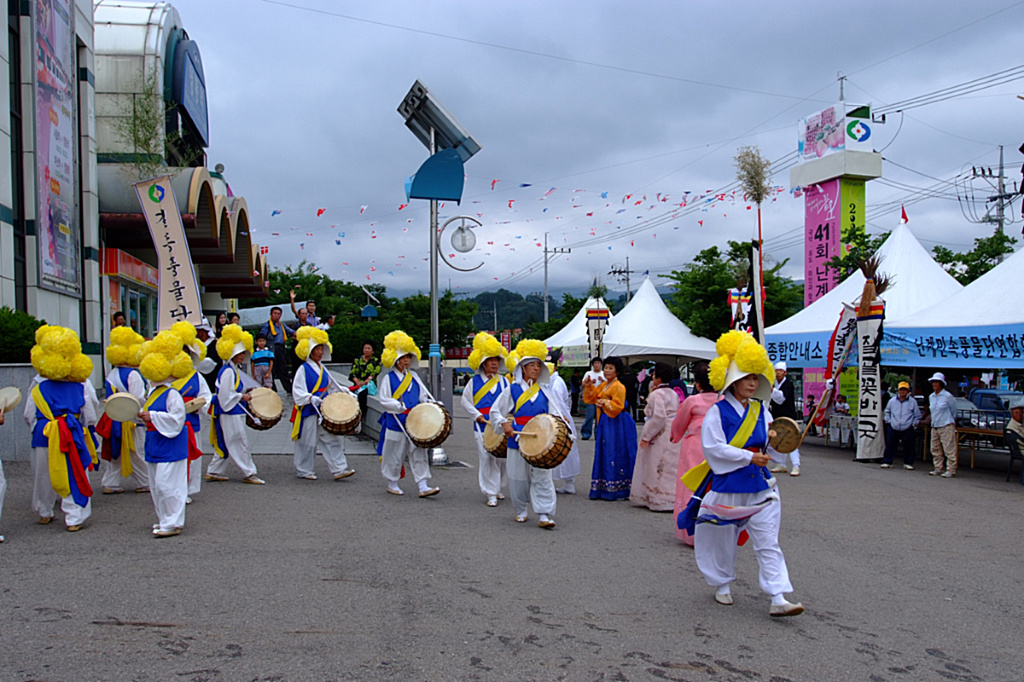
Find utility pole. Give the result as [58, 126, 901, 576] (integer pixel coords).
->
[542, 232, 571, 321]
[608, 257, 635, 302]
[492, 299, 498, 333]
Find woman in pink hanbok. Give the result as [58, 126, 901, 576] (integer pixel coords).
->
[670, 362, 718, 545]
[630, 364, 680, 511]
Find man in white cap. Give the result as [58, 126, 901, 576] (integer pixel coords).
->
[925, 372, 958, 478]
[768, 361, 801, 476]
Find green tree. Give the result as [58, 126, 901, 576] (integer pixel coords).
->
[662, 241, 803, 340]
[932, 228, 1017, 285]
[826, 231, 890, 279]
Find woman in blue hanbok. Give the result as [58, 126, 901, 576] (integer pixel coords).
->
[583, 356, 638, 500]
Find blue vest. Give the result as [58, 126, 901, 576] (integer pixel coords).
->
[382, 370, 420, 432]
[144, 388, 188, 463]
[105, 366, 140, 399]
[297, 362, 329, 420]
[174, 371, 203, 432]
[710, 399, 772, 494]
[32, 380, 88, 448]
[507, 383, 549, 450]
[470, 374, 505, 433]
[212, 365, 245, 416]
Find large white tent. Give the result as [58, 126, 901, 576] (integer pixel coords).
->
[885, 244, 1024, 368]
[765, 223, 963, 367]
[601, 277, 716, 364]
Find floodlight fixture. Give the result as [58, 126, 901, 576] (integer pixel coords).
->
[398, 80, 481, 162]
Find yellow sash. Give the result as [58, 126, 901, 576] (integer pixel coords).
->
[171, 371, 195, 392]
[680, 400, 762, 492]
[107, 384, 137, 477]
[392, 371, 413, 402]
[208, 368, 242, 458]
[144, 385, 170, 411]
[514, 382, 541, 414]
[31, 385, 99, 498]
[473, 375, 500, 405]
[268, 318, 278, 338]
[291, 366, 326, 441]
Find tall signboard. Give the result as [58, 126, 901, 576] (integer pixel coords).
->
[34, 0, 81, 294]
[134, 177, 204, 329]
[586, 308, 609, 361]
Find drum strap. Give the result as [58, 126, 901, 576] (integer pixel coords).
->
[31, 385, 97, 505]
[474, 375, 500, 405]
[513, 383, 541, 414]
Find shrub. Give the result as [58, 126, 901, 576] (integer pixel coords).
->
[0, 307, 46, 363]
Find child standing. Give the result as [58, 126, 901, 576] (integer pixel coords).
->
[251, 335, 275, 389]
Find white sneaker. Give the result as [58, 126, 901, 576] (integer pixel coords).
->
[715, 590, 733, 606]
[769, 600, 804, 617]
[941, 471, 955, 478]
[486, 496, 498, 507]
[880, 463, 892, 469]
[768, 464, 788, 473]
[789, 466, 801, 477]
[903, 464, 915, 470]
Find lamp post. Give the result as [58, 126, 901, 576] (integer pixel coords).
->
[398, 81, 481, 464]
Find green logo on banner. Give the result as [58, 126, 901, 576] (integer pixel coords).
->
[149, 184, 165, 203]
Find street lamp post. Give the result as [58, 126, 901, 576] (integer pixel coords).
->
[398, 81, 481, 464]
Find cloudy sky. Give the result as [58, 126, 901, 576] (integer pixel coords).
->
[169, 0, 1024, 298]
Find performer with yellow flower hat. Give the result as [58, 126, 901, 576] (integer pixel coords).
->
[137, 331, 191, 537]
[377, 331, 439, 497]
[290, 327, 356, 481]
[460, 332, 510, 507]
[684, 330, 803, 617]
[206, 324, 264, 485]
[168, 321, 212, 501]
[22, 325, 100, 531]
[489, 339, 576, 528]
[95, 326, 149, 494]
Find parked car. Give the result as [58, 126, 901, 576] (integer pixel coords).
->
[954, 397, 997, 430]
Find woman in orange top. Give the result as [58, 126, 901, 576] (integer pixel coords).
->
[583, 356, 638, 500]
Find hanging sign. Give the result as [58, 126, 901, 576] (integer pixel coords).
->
[134, 177, 204, 329]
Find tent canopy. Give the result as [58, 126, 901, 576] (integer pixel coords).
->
[601, 277, 716, 365]
[885, 244, 1024, 368]
[765, 223, 962, 367]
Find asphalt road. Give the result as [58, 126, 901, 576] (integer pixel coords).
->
[1, 410, 1022, 681]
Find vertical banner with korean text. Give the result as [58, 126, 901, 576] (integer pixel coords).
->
[586, 307, 610, 361]
[803, 180, 840, 405]
[134, 177, 204, 329]
[34, 0, 81, 294]
[856, 300, 886, 461]
[840, 179, 866, 250]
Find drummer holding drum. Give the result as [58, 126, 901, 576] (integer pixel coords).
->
[489, 339, 576, 529]
[460, 332, 509, 508]
[376, 331, 440, 498]
[206, 324, 265, 485]
[290, 327, 357, 481]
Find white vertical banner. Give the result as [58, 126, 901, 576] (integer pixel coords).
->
[586, 307, 609, 361]
[134, 177, 204, 330]
[855, 299, 886, 461]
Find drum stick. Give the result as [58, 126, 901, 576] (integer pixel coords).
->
[392, 411, 418, 448]
[239, 404, 262, 427]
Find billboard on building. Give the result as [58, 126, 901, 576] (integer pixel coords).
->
[34, 0, 81, 294]
[797, 103, 873, 163]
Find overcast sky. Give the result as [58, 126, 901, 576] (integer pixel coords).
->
[169, 0, 1024, 298]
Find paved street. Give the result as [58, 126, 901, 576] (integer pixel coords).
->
[1, 409, 1022, 681]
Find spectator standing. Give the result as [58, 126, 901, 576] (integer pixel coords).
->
[580, 357, 604, 440]
[112, 311, 126, 328]
[259, 306, 293, 393]
[881, 381, 920, 470]
[251, 335, 275, 389]
[570, 371, 582, 416]
[350, 340, 381, 422]
[768, 361, 801, 476]
[925, 372, 958, 478]
[290, 290, 320, 326]
[804, 394, 818, 436]
[228, 312, 240, 325]
[670, 361, 717, 545]
[630, 363, 679, 511]
[215, 312, 228, 337]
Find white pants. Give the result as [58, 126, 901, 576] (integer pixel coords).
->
[207, 414, 257, 478]
[380, 430, 431, 484]
[772, 447, 801, 469]
[0, 459, 6, 528]
[100, 424, 149, 489]
[472, 429, 507, 497]
[294, 415, 350, 477]
[694, 490, 793, 596]
[507, 447, 555, 516]
[147, 459, 188, 532]
[188, 457, 203, 495]
[30, 446, 92, 526]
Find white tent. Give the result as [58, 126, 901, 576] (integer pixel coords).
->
[601, 277, 717, 364]
[885, 244, 1024, 368]
[765, 223, 962, 367]
[543, 296, 613, 349]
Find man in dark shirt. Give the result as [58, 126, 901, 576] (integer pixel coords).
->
[769, 361, 801, 476]
[259, 306, 294, 393]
